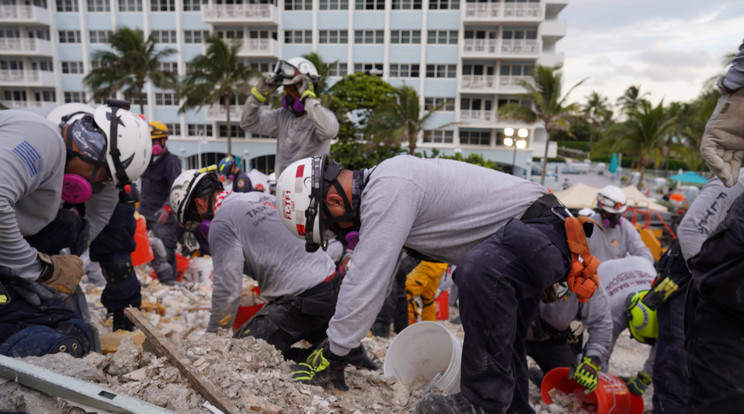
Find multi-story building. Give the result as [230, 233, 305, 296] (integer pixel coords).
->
[0, 0, 568, 175]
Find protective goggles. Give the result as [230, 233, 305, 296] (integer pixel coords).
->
[272, 60, 300, 82]
[66, 113, 107, 166]
[600, 196, 624, 212]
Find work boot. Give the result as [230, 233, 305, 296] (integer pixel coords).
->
[370, 321, 390, 338]
[415, 393, 499, 414]
[112, 311, 135, 332]
[347, 345, 379, 370]
[528, 367, 544, 387]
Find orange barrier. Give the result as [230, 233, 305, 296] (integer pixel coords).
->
[435, 291, 449, 321]
[541, 367, 643, 414]
[131, 216, 154, 267]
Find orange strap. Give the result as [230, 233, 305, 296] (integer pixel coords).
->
[564, 216, 602, 303]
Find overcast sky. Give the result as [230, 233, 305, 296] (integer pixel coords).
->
[557, 0, 744, 108]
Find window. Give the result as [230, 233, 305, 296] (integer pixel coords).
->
[89, 30, 109, 44]
[165, 123, 181, 136]
[188, 123, 213, 137]
[424, 97, 454, 111]
[425, 64, 456, 78]
[429, 0, 458, 8]
[390, 30, 421, 44]
[319, 30, 348, 44]
[155, 91, 178, 106]
[354, 63, 383, 74]
[34, 60, 53, 72]
[64, 91, 86, 103]
[56, 0, 78, 11]
[328, 63, 347, 77]
[59, 30, 81, 43]
[183, 0, 206, 11]
[250, 61, 275, 74]
[131, 94, 148, 106]
[285, 0, 311, 10]
[389, 63, 419, 78]
[184, 30, 207, 44]
[151, 0, 175, 11]
[392, 0, 421, 9]
[460, 130, 490, 146]
[355, 0, 383, 10]
[216, 30, 243, 39]
[218, 124, 245, 139]
[4, 90, 27, 102]
[319, 0, 348, 10]
[284, 30, 312, 44]
[87, 0, 110, 11]
[35, 90, 56, 102]
[500, 62, 532, 77]
[251, 133, 276, 140]
[61, 61, 84, 74]
[427, 30, 457, 44]
[354, 30, 384, 44]
[159, 61, 178, 73]
[423, 130, 453, 144]
[152, 30, 177, 44]
[119, 0, 142, 11]
[30, 30, 50, 40]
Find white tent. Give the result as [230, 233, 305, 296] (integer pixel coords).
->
[621, 185, 668, 212]
[553, 182, 600, 209]
[247, 169, 269, 191]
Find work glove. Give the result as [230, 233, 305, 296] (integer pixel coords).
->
[36, 252, 85, 295]
[292, 74, 316, 102]
[251, 76, 278, 103]
[291, 340, 349, 391]
[155, 205, 171, 225]
[346, 345, 379, 371]
[570, 355, 601, 393]
[700, 77, 744, 188]
[626, 370, 652, 396]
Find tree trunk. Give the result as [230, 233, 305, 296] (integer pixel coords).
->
[638, 156, 646, 190]
[225, 97, 232, 157]
[540, 129, 550, 186]
[138, 85, 144, 114]
[408, 126, 417, 155]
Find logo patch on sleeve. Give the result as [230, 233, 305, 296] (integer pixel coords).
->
[12, 140, 41, 178]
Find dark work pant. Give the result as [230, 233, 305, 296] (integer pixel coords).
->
[90, 203, 141, 312]
[526, 339, 579, 377]
[454, 213, 570, 414]
[653, 280, 690, 413]
[25, 209, 89, 256]
[375, 254, 419, 334]
[233, 275, 341, 362]
[147, 216, 180, 283]
[685, 287, 744, 413]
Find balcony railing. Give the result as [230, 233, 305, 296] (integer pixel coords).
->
[0, 69, 56, 86]
[461, 74, 495, 89]
[499, 75, 532, 88]
[238, 38, 278, 56]
[5, 100, 56, 109]
[0, 38, 53, 55]
[460, 110, 494, 123]
[462, 39, 541, 56]
[464, 2, 543, 20]
[206, 105, 243, 121]
[202, 4, 276, 23]
[0, 5, 51, 24]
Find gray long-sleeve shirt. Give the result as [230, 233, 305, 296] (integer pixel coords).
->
[0, 111, 117, 280]
[207, 192, 336, 332]
[723, 38, 744, 90]
[586, 213, 654, 264]
[327, 155, 546, 355]
[529, 282, 613, 361]
[240, 95, 338, 176]
[597, 256, 656, 373]
[677, 169, 744, 261]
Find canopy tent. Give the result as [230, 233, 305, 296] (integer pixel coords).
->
[553, 182, 600, 210]
[621, 185, 668, 212]
[668, 171, 708, 185]
[247, 168, 269, 190]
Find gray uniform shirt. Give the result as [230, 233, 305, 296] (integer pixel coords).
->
[327, 155, 547, 355]
[723, 38, 744, 90]
[587, 213, 654, 264]
[530, 283, 613, 360]
[207, 192, 336, 332]
[597, 256, 656, 373]
[677, 169, 744, 261]
[240, 96, 338, 175]
[0, 110, 117, 280]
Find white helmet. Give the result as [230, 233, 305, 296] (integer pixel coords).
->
[596, 185, 627, 214]
[268, 172, 277, 185]
[47, 103, 95, 125]
[577, 207, 595, 217]
[277, 157, 323, 250]
[273, 57, 319, 86]
[170, 169, 222, 231]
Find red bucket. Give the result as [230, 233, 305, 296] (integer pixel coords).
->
[232, 286, 265, 332]
[435, 291, 449, 320]
[130, 216, 154, 267]
[541, 367, 644, 414]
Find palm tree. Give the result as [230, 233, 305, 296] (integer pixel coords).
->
[84, 27, 177, 113]
[582, 91, 613, 147]
[616, 85, 650, 115]
[179, 34, 257, 156]
[366, 85, 454, 155]
[607, 100, 676, 187]
[498, 65, 585, 185]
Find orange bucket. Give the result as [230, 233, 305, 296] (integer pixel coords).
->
[435, 291, 449, 320]
[131, 216, 154, 267]
[541, 367, 644, 414]
[175, 253, 189, 282]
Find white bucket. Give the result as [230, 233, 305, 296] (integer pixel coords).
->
[185, 256, 213, 283]
[383, 321, 462, 394]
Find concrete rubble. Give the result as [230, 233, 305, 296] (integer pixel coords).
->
[0, 267, 653, 413]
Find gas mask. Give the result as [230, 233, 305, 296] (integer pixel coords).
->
[152, 144, 163, 156]
[282, 94, 306, 114]
[600, 210, 622, 228]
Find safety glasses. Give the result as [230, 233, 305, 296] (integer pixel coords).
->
[272, 60, 300, 82]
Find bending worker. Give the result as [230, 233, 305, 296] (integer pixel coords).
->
[278, 155, 601, 413]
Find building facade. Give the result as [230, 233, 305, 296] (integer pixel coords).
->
[0, 0, 568, 175]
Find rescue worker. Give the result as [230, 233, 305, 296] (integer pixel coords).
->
[168, 169, 376, 368]
[217, 155, 252, 193]
[525, 280, 612, 394]
[0, 102, 151, 356]
[405, 261, 449, 324]
[278, 155, 601, 413]
[240, 57, 339, 175]
[138, 121, 182, 284]
[587, 185, 654, 263]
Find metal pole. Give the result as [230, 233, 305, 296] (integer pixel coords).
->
[511, 145, 517, 174]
